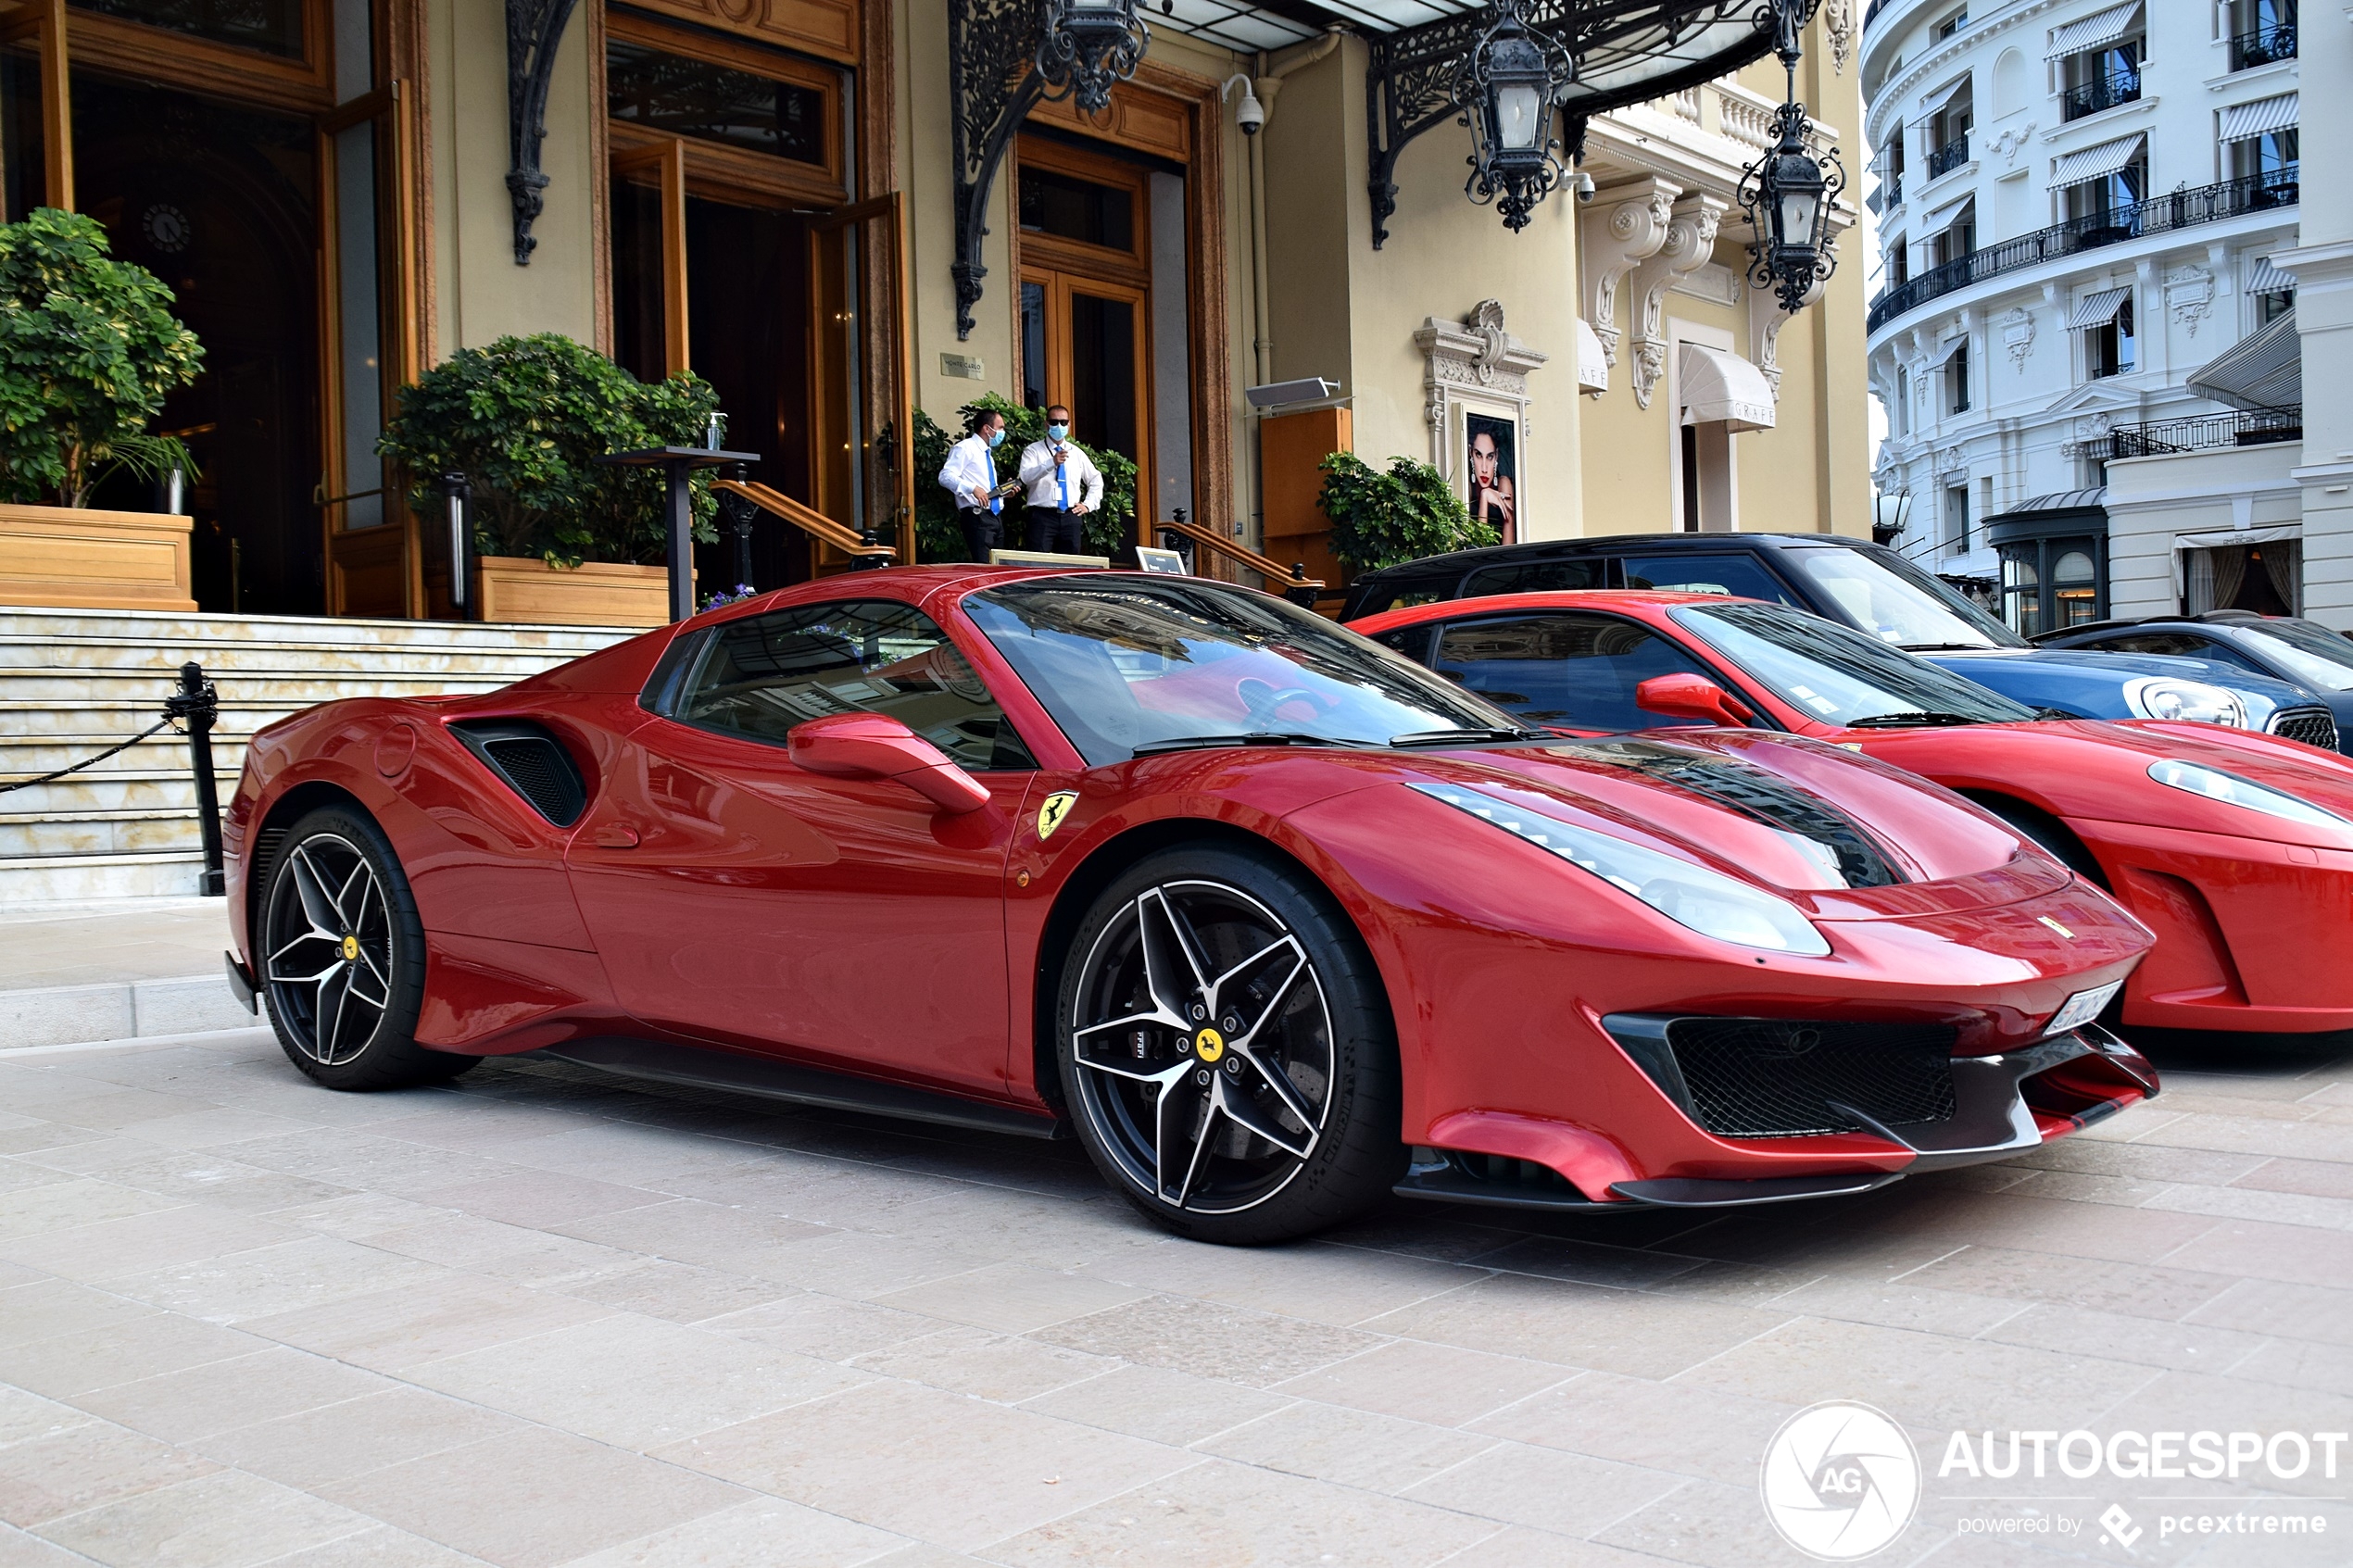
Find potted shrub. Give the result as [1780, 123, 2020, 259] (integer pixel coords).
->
[1316, 452, 1498, 576]
[911, 394, 1138, 563]
[377, 333, 720, 626]
[0, 208, 204, 611]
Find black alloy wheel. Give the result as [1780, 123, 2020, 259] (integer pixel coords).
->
[1058, 844, 1403, 1244]
[258, 806, 472, 1089]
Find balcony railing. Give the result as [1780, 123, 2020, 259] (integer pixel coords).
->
[2060, 69, 2141, 121]
[2229, 21, 2296, 70]
[1869, 172, 2299, 332]
[2105, 406, 2302, 459]
[1926, 134, 1970, 179]
[1868, 172, 1905, 216]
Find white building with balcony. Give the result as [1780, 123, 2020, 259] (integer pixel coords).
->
[1861, 0, 2311, 632]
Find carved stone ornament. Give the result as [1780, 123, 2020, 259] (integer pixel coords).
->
[2000, 306, 2034, 372]
[1748, 274, 1820, 401]
[1581, 178, 1679, 371]
[1823, 0, 1854, 75]
[1986, 122, 2035, 169]
[1413, 300, 1547, 472]
[1626, 194, 1727, 410]
[2166, 264, 2217, 338]
[2072, 413, 2113, 439]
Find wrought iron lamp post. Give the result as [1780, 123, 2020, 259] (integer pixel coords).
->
[1034, 0, 1150, 116]
[1454, 0, 1572, 233]
[1737, 0, 1846, 313]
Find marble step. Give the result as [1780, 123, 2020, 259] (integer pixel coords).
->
[0, 851, 212, 901]
[0, 972, 255, 1049]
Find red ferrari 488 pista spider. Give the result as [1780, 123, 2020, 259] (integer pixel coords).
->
[226, 569, 2159, 1243]
[1353, 590, 2353, 1040]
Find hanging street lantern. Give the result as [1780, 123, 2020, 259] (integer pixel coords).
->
[1454, 0, 1573, 233]
[1739, 0, 1847, 313]
[1035, 0, 1150, 117]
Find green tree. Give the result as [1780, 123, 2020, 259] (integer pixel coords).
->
[910, 394, 1138, 562]
[0, 208, 203, 508]
[1316, 451, 1498, 573]
[376, 333, 722, 568]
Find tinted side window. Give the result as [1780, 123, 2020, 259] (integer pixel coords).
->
[673, 601, 1037, 771]
[1431, 613, 1716, 731]
[1368, 623, 1435, 663]
[1618, 552, 1802, 606]
[1460, 558, 1608, 596]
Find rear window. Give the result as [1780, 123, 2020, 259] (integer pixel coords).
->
[1617, 552, 1802, 605]
[1460, 558, 1608, 597]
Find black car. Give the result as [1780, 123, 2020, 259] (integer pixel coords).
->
[2035, 610, 2353, 743]
[1337, 533, 2341, 749]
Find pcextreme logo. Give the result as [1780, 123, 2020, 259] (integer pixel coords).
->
[1759, 1401, 1922, 1561]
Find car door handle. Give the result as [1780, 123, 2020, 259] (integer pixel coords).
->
[591, 824, 640, 848]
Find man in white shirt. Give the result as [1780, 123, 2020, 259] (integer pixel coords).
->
[1015, 405, 1104, 556]
[936, 408, 1010, 561]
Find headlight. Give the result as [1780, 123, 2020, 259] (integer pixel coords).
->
[1412, 781, 1831, 956]
[2123, 676, 2246, 729]
[2147, 759, 2349, 829]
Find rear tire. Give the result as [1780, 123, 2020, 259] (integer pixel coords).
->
[1055, 843, 1403, 1245]
[257, 806, 473, 1090]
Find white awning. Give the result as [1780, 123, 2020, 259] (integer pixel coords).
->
[2220, 94, 2297, 144]
[2045, 1, 2142, 60]
[2247, 256, 2295, 295]
[1578, 319, 1608, 396]
[1926, 333, 1969, 367]
[2189, 310, 2299, 409]
[2065, 286, 2133, 330]
[1679, 345, 1775, 433]
[1916, 195, 1974, 241]
[2051, 132, 2145, 189]
[1918, 74, 1971, 120]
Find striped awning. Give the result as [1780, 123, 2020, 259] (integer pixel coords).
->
[2248, 256, 2295, 295]
[2220, 94, 2298, 144]
[2065, 287, 2133, 330]
[2189, 310, 2300, 410]
[2045, 1, 2142, 60]
[1919, 74, 1971, 119]
[2051, 132, 2145, 189]
[1916, 195, 1974, 240]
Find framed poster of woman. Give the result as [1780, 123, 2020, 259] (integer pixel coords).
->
[1463, 411, 1517, 543]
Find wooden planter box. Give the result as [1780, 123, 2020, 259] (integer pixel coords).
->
[472, 556, 677, 627]
[0, 503, 195, 611]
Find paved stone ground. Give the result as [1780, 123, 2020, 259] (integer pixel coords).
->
[1, 1021, 2349, 1568]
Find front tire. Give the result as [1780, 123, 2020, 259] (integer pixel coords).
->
[258, 806, 473, 1090]
[1056, 844, 1403, 1244]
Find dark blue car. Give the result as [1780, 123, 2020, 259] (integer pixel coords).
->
[1337, 533, 2341, 751]
[2034, 611, 2353, 747]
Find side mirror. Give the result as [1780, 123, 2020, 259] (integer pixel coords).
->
[1635, 672, 1757, 728]
[787, 713, 992, 814]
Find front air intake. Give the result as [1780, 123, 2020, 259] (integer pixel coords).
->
[449, 721, 588, 826]
[1606, 1014, 1959, 1139]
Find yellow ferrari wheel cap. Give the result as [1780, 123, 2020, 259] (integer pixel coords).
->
[1037, 791, 1079, 841]
[339, 934, 360, 961]
[1193, 1027, 1225, 1063]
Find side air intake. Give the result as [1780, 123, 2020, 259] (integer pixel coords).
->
[448, 721, 588, 826]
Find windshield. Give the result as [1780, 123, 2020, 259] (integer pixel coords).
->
[2243, 621, 2353, 692]
[1780, 546, 2028, 651]
[1670, 601, 2038, 727]
[965, 577, 1521, 764]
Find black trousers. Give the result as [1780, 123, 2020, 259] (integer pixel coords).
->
[957, 507, 1003, 563]
[1025, 506, 1083, 555]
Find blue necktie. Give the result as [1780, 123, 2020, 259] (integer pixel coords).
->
[987, 447, 1000, 515]
[1057, 452, 1069, 511]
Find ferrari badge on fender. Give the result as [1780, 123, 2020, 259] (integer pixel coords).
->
[1037, 791, 1079, 840]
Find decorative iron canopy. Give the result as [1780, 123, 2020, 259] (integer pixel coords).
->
[1365, 0, 1780, 246]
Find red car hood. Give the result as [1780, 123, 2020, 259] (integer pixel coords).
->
[1390, 731, 2070, 921]
[1850, 719, 2353, 851]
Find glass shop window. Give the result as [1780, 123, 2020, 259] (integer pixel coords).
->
[1019, 168, 1135, 252]
[673, 600, 1037, 771]
[606, 39, 827, 165]
[70, 0, 304, 56]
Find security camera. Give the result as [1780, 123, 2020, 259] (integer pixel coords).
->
[1572, 170, 1595, 202]
[1223, 72, 1265, 136]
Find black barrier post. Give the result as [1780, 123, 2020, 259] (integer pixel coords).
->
[167, 663, 224, 897]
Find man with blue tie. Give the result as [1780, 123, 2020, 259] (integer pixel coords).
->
[1016, 405, 1104, 557]
[936, 408, 1010, 561]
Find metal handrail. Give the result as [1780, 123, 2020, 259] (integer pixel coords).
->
[2059, 69, 2140, 122]
[1869, 172, 2299, 333]
[710, 479, 896, 561]
[1159, 518, 1324, 604]
[2229, 21, 2296, 70]
[2105, 406, 2302, 458]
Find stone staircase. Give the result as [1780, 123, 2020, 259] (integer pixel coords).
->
[0, 607, 637, 902]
